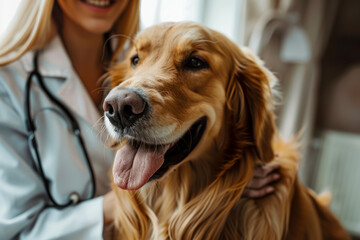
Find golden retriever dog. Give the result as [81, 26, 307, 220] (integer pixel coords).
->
[102, 22, 349, 239]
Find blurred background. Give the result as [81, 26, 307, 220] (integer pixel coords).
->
[1, 0, 359, 238]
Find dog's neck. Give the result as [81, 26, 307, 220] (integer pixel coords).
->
[150, 114, 252, 229]
[140, 134, 224, 212]
[153, 113, 232, 197]
[113, 113, 256, 239]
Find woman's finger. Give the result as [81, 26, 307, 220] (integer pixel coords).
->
[246, 173, 281, 190]
[243, 155, 281, 199]
[253, 163, 281, 178]
[242, 186, 275, 198]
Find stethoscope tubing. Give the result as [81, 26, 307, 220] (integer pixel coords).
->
[24, 50, 96, 209]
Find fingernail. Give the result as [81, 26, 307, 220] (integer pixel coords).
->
[266, 187, 275, 193]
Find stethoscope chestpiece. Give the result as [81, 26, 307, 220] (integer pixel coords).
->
[69, 192, 81, 205]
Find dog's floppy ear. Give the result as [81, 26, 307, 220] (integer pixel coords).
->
[226, 46, 276, 163]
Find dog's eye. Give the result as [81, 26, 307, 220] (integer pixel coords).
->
[131, 54, 140, 68]
[183, 56, 209, 71]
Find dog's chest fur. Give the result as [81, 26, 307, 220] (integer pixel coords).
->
[121, 159, 254, 239]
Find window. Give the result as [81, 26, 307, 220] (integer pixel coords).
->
[140, 0, 246, 45]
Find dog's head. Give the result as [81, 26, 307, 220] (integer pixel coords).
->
[103, 22, 276, 190]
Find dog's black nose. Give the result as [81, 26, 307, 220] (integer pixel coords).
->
[103, 89, 147, 128]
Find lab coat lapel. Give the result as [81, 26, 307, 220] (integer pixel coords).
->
[21, 36, 102, 128]
[57, 70, 102, 129]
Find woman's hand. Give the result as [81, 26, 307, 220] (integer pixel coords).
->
[242, 162, 281, 198]
[103, 191, 116, 226]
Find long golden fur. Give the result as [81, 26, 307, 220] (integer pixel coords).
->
[103, 22, 349, 239]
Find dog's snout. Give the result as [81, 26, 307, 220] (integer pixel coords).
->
[103, 89, 147, 128]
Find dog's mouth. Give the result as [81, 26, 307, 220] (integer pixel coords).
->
[112, 117, 207, 190]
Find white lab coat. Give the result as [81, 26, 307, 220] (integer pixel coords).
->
[0, 36, 115, 239]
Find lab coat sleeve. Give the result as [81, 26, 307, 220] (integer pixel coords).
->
[0, 86, 105, 239]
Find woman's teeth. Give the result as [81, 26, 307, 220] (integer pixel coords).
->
[84, 0, 112, 8]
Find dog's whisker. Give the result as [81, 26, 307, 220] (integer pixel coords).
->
[102, 34, 134, 61]
[93, 116, 105, 129]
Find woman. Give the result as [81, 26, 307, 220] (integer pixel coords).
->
[0, 0, 279, 239]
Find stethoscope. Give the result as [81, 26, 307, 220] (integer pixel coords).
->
[24, 50, 96, 209]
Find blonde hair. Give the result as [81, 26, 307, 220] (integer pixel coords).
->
[0, 0, 140, 66]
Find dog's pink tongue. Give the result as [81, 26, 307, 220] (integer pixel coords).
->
[113, 143, 170, 190]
